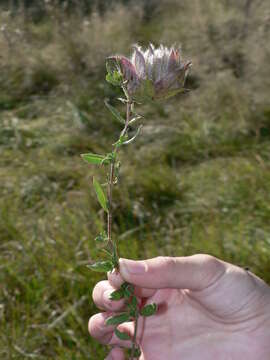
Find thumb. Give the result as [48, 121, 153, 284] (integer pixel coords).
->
[119, 254, 226, 291]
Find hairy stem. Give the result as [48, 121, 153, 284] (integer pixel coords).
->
[130, 309, 139, 360]
[106, 99, 131, 265]
[106, 98, 140, 359]
[107, 162, 114, 251]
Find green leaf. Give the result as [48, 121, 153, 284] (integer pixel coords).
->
[105, 73, 114, 85]
[106, 312, 130, 326]
[109, 288, 124, 301]
[87, 261, 113, 273]
[94, 231, 108, 243]
[105, 101, 125, 124]
[121, 282, 134, 298]
[106, 71, 123, 86]
[102, 152, 115, 165]
[114, 328, 131, 341]
[130, 295, 138, 308]
[101, 248, 113, 258]
[112, 134, 129, 148]
[140, 303, 157, 317]
[81, 153, 108, 165]
[127, 295, 138, 317]
[128, 347, 141, 358]
[93, 177, 108, 212]
[105, 59, 122, 86]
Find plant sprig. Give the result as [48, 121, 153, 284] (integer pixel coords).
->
[81, 43, 191, 359]
[83, 67, 157, 359]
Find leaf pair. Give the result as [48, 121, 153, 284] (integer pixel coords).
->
[109, 282, 134, 301]
[106, 315, 132, 341]
[87, 260, 113, 273]
[87, 243, 118, 274]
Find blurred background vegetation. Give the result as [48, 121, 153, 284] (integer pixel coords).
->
[0, 0, 270, 358]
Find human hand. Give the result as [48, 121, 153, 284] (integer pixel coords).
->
[89, 254, 270, 359]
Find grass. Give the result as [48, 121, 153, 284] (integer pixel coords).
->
[0, 0, 270, 358]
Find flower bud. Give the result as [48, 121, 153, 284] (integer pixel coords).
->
[106, 44, 191, 101]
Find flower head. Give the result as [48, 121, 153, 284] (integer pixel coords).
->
[106, 44, 191, 101]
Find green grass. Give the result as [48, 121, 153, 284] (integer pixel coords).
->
[1, 92, 270, 358]
[0, 1, 270, 358]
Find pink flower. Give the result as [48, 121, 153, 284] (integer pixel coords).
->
[107, 44, 191, 101]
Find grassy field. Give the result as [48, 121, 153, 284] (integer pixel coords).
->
[0, 0, 270, 358]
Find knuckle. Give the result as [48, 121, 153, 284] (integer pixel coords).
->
[192, 254, 226, 289]
[108, 269, 124, 288]
[192, 253, 219, 267]
[159, 256, 178, 271]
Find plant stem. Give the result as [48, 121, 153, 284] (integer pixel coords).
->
[130, 309, 139, 360]
[106, 98, 140, 359]
[107, 162, 115, 254]
[122, 100, 131, 136]
[106, 99, 131, 266]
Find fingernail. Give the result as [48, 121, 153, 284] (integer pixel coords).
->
[119, 258, 147, 275]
